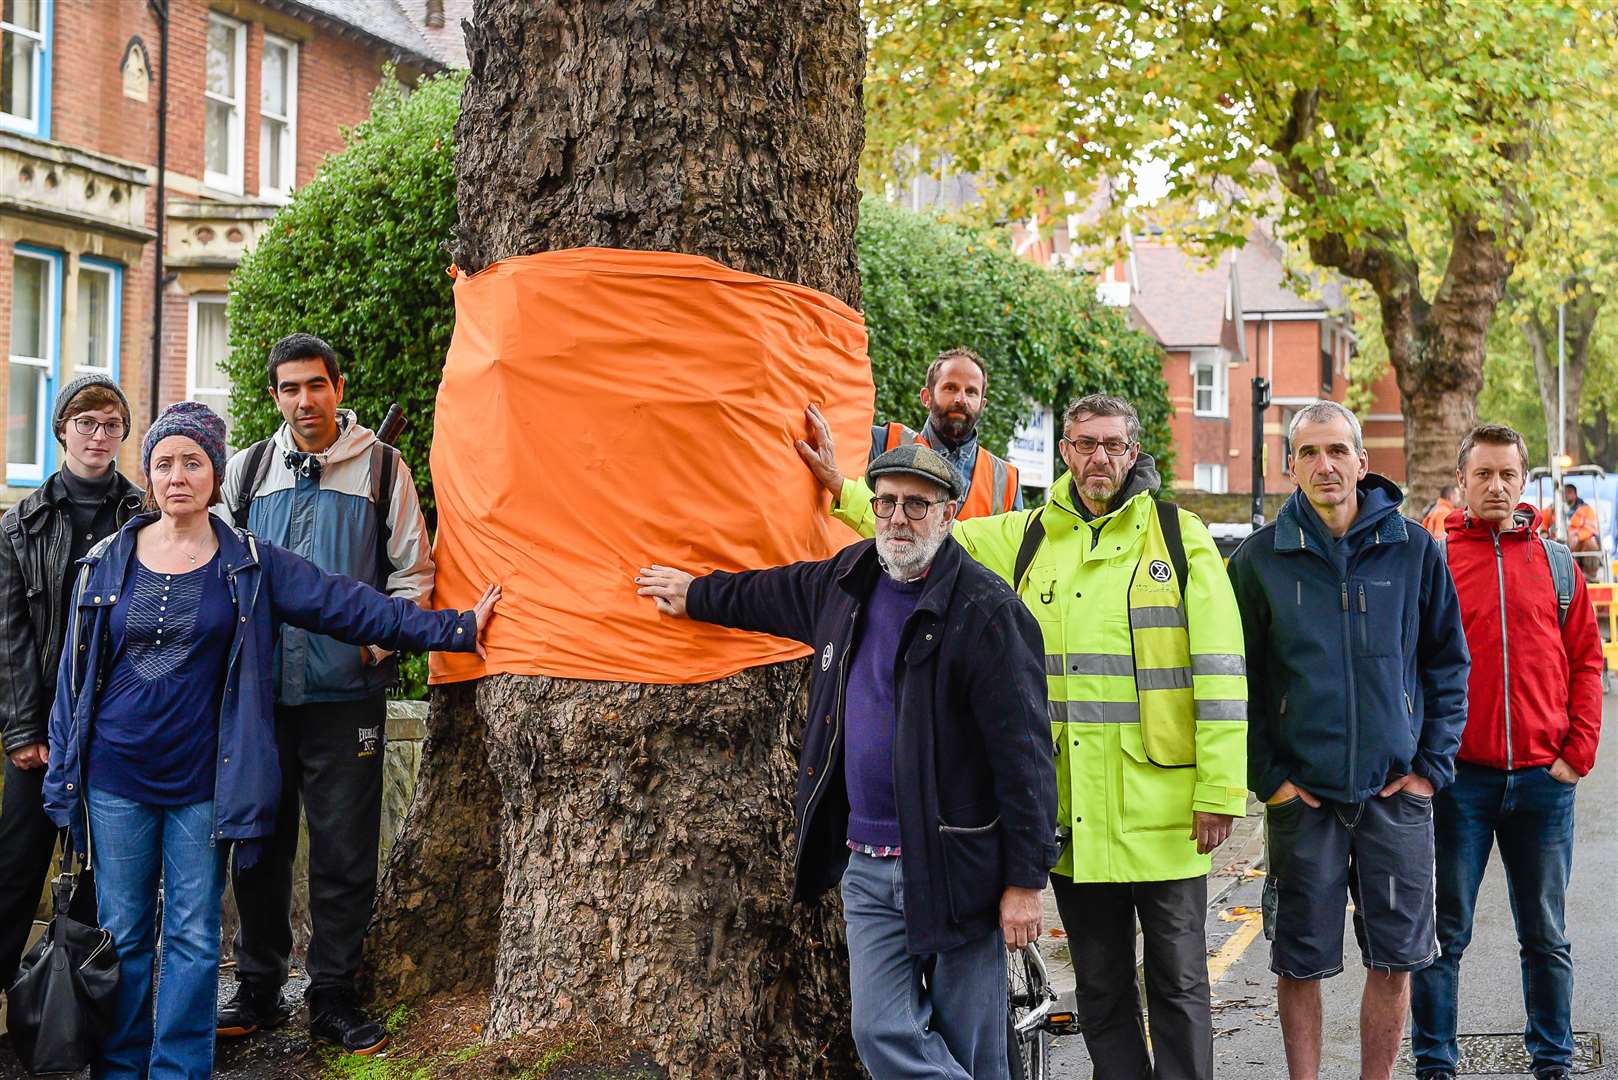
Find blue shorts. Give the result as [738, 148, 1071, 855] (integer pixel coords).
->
[1262, 791, 1438, 979]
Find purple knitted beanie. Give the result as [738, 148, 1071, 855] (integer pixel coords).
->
[142, 400, 228, 481]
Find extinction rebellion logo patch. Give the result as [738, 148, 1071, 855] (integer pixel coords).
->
[821, 643, 835, 671]
[1148, 559, 1173, 583]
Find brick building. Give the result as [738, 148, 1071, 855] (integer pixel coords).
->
[1119, 230, 1407, 492]
[1, 0, 446, 504]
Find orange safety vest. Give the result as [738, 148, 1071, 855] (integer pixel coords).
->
[1569, 501, 1600, 545]
[881, 422, 1020, 519]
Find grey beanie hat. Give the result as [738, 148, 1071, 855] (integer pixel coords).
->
[53, 373, 132, 440]
[866, 443, 963, 501]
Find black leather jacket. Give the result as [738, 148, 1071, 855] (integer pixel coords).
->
[0, 471, 141, 753]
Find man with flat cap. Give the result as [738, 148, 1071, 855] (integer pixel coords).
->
[636, 444, 1057, 1080]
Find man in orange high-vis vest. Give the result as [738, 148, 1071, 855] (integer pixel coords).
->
[866, 347, 1022, 519]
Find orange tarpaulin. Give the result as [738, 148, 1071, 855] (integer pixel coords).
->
[429, 247, 873, 685]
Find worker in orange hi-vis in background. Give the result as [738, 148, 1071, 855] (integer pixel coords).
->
[1560, 482, 1603, 580]
[1423, 484, 1459, 541]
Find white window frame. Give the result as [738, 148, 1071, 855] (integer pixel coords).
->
[1191, 348, 1228, 419]
[1193, 464, 1228, 494]
[186, 294, 232, 432]
[73, 256, 121, 379]
[0, 0, 50, 139]
[203, 12, 246, 195]
[7, 245, 61, 486]
[258, 33, 298, 200]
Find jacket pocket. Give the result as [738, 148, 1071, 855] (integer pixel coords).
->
[937, 809, 1004, 925]
[1119, 724, 1197, 833]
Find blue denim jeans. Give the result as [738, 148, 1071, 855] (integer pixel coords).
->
[87, 788, 226, 1080]
[1410, 761, 1577, 1077]
[840, 850, 1008, 1079]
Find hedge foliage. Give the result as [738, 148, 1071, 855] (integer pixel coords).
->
[226, 71, 1174, 513]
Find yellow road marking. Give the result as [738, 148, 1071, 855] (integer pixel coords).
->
[1207, 911, 1263, 986]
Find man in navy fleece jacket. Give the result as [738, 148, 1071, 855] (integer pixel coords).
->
[637, 443, 1056, 1080]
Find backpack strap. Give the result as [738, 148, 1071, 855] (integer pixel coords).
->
[1012, 507, 1047, 593]
[1537, 534, 1576, 627]
[1155, 500, 1189, 592]
[369, 442, 399, 590]
[230, 438, 276, 529]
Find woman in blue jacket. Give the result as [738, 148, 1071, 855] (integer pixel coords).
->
[42, 402, 498, 1080]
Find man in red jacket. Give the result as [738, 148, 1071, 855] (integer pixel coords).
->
[1410, 424, 1603, 1080]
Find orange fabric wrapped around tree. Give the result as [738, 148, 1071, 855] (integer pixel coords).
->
[428, 248, 873, 685]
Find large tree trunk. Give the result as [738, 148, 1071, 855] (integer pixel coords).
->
[373, 2, 866, 1076]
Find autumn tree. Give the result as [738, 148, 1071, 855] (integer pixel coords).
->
[863, 1, 1618, 503]
[366, 3, 866, 1077]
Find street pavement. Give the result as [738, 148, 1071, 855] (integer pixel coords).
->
[1044, 689, 1618, 1078]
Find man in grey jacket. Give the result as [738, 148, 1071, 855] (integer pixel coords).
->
[215, 334, 434, 1055]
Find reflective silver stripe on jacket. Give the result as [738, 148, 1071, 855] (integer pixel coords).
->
[1047, 699, 1142, 724]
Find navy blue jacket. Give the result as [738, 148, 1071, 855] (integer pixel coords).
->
[43, 513, 477, 858]
[688, 535, 1058, 956]
[1226, 475, 1470, 804]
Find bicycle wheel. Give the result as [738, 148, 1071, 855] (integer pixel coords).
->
[1006, 946, 1052, 1080]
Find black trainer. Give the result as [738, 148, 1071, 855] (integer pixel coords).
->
[307, 988, 389, 1055]
[216, 982, 294, 1038]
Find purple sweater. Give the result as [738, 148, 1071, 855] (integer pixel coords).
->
[844, 572, 923, 849]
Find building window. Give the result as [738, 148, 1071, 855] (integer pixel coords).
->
[1320, 324, 1335, 395]
[1193, 464, 1228, 493]
[1192, 349, 1227, 418]
[259, 34, 297, 199]
[75, 257, 121, 378]
[187, 295, 232, 438]
[0, 0, 49, 138]
[204, 13, 245, 194]
[8, 246, 61, 485]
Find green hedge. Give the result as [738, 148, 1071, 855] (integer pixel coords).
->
[226, 72, 1174, 512]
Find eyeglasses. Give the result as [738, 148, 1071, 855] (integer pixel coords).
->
[1062, 435, 1133, 457]
[871, 495, 949, 520]
[70, 416, 127, 439]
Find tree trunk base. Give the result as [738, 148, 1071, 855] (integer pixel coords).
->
[477, 667, 859, 1079]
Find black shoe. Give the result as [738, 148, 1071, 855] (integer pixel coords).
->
[1535, 1070, 1571, 1080]
[307, 989, 389, 1055]
[216, 983, 294, 1038]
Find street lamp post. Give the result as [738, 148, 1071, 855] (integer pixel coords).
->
[1554, 301, 1567, 542]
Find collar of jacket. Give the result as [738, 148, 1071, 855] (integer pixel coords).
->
[76, 511, 259, 605]
[1449, 502, 1540, 541]
[834, 533, 965, 619]
[15, 470, 141, 531]
[1274, 473, 1408, 555]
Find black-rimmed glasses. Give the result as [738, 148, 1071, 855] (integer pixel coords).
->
[70, 416, 127, 439]
[871, 495, 948, 520]
[1062, 435, 1132, 457]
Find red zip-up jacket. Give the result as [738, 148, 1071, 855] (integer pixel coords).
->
[1443, 506, 1604, 775]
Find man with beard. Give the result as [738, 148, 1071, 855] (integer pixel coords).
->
[635, 444, 1056, 1080]
[865, 347, 1022, 519]
[798, 394, 1249, 1080]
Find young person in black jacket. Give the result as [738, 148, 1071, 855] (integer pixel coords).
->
[0, 374, 142, 987]
[637, 444, 1057, 1080]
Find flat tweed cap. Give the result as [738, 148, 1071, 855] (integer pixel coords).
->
[866, 443, 962, 502]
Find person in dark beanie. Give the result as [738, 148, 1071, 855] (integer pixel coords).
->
[0, 373, 141, 993]
[42, 401, 500, 1080]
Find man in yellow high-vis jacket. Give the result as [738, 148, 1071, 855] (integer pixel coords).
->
[798, 393, 1247, 1080]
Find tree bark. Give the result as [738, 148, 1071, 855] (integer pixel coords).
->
[374, 2, 866, 1076]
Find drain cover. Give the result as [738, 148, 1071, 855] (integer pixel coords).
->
[1400, 1031, 1604, 1074]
